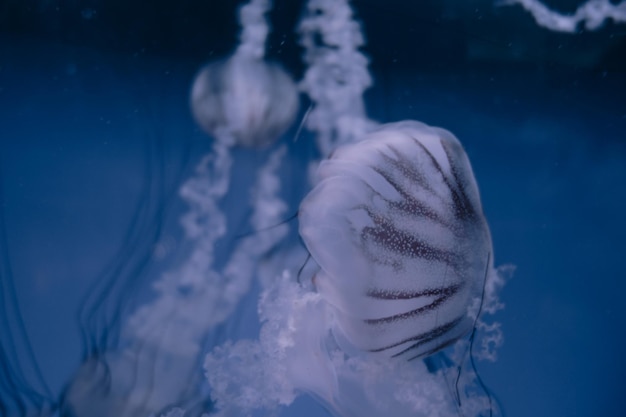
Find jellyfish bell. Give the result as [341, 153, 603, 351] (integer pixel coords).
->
[190, 54, 299, 148]
[299, 120, 493, 360]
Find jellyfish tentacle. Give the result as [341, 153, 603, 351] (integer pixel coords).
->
[298, 0, 376, 154]
[500, 0, 626, 32]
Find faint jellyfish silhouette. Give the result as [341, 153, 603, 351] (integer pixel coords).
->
[190, 0, 298, 149]
[59, 116, 209, 417]
[190, 56, 299, 149]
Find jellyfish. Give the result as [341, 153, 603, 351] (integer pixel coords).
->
[203, 2, 506, 417]
[204, 120, 506, 417]
[190, 56, 298, 149]
[190, 0, 298, 149]
[298, 120, 493, 361]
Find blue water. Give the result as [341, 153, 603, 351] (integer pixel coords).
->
[1, 1, 625, 416]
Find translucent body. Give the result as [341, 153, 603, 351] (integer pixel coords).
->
[190, 55, 299, 147]
[299, 121, 493, 360]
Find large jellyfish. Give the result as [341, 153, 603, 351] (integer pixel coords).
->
[298, 121, 493, 361]
[202, 1, 507, 417]
[205, 119, 507, 416]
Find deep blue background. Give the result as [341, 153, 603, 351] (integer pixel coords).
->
[1, 1, 625, 416]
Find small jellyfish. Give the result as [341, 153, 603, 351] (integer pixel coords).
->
[190, 55, 299, 148]
[299, 120, 493, 360]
